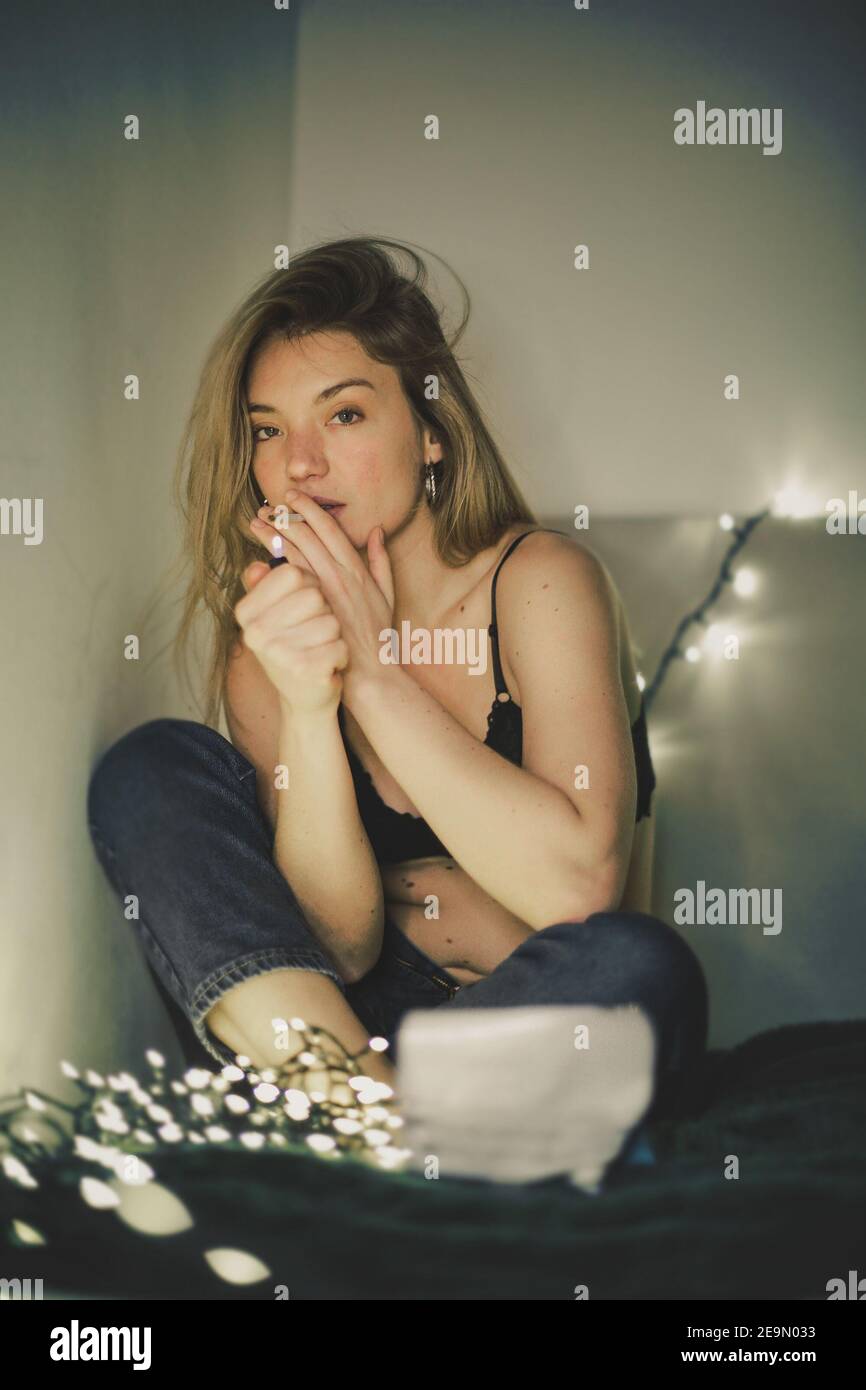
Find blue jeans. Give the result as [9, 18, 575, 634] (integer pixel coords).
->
[86, 719, 709, 1121]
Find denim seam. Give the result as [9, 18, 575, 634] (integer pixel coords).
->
[189, 948, 346, 1026]
[390, 954, 460, 998]
[219, 732, 256, 783]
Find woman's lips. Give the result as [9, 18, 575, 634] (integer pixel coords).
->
[283, 501, 345, 517]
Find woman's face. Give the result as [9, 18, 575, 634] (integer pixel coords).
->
[245, 330, 441, 548]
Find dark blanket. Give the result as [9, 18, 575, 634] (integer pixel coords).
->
[4, 1020, 865, 1300]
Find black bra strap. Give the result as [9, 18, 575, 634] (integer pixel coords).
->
[489, 528, 563, 696]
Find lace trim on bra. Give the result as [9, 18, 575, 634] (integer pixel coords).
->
[339, 695, 652, 827]
[338, 701, 507, 827]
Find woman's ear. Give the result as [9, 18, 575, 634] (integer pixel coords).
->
[422, 426, 443, 465]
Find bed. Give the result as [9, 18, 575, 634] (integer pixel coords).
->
[3, 1017, 863, 1300]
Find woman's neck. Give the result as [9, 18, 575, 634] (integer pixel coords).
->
[386, 507, 470, 631]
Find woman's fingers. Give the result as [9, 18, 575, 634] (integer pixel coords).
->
[272, 492, 357, 575]
[243, 610, 342, 655]
[235, 558, 328, 629]
[240, 560, 272, 594]
[243, 626, 349, 683]
[249, 511, 316, 574]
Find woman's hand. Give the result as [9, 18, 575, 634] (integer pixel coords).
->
[234, 558, 348, 717]
[248, 493, 395, 702]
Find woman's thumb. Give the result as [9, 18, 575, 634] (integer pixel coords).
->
[241, 560, 271, 593]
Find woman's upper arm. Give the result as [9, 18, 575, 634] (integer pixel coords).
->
[224, 638, 282, 833]
[498, 532, 638, 894]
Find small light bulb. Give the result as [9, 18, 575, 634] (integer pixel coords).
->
[733, 568, 757, 597]
[772, 482, 822, 519]
[685, 646, 701, 663]
[719, 513, 735, 531]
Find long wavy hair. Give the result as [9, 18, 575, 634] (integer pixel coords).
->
[167, 235, 537, 729]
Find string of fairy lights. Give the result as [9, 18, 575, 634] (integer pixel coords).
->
[640, 482, 824, 711]
[0, 484, 826, 1273]
[1, 1026, 408, 1280]
[641, 506, 768, 711]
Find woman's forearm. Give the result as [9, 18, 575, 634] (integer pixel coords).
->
[345, 669, 618, 930]
[273, 702, 384, 984]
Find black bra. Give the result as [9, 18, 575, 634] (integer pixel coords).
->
[339, 528, 656, 865]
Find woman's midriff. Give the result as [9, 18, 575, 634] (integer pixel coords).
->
[380, 816, 653, 984]
[380, 858, 536, 984]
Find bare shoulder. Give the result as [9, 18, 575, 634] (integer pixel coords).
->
[493, 528, 640, 712]
[494, 527, 621, 620]
[224, 637, 282, 830]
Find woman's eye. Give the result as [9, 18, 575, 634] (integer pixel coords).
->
[253, 410, 361, 443]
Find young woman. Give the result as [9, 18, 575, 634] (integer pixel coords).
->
[87, 237, 709, 1185]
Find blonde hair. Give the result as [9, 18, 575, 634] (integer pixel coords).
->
[167, 235, 537, 729]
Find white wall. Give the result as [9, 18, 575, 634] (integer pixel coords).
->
[1, 0, 305, 1092]
[287, 0, 864, 517]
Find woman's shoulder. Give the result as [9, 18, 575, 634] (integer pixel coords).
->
[491, 526, 642, 721]
[492, 525, 618, 603]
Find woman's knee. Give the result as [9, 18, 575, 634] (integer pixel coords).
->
[541, 910, 709, 1019]
[591, 910, 709, 1046]
[586, 909, 705, 979]
[87, 718, 236, 828]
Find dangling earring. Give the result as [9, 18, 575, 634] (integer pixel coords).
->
[424, 460, 440, 506]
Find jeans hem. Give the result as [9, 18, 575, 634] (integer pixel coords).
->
[189, 949, 347, 1068]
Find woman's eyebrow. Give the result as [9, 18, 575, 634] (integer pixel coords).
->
[247, 378, 377, 413]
